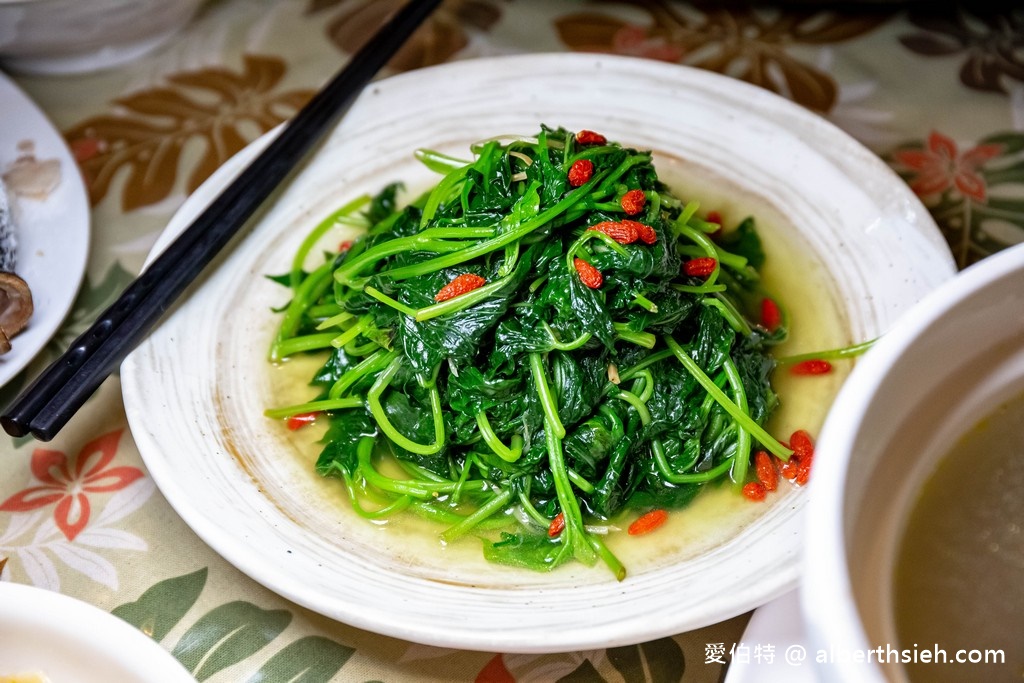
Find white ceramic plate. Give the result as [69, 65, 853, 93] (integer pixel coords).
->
[122, 54, 954, 653]
[0, 582, 195, 682]
[0, 71, 90, 388]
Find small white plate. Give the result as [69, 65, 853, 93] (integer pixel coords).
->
[122, 54, 954, 653]
[0, 582, 194, 682]
[0, 71, 90, 388]
[726, 590, 815, 683]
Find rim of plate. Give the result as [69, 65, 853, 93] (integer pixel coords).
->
[123, 53, 953, 653]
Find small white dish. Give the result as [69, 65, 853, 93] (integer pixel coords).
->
[0, 0, 203, 75]
[0, 581, 195, 682]
[122, 54, 954, 653]
[726, 590, 815, 683]
[0, 72, 90, 389]
[803, 242, 1024, 682]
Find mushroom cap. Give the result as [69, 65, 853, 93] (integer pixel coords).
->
[0, 271, 33, 352]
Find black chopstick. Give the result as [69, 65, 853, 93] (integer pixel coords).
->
[1, 0, 443, 441]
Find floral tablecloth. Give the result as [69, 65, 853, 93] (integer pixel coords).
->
[1, 1, 1021, 681]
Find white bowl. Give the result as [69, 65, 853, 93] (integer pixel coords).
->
[0, 582, 195, 682]
[0, 0, 203, 74]
[802, 242, 1024, 682]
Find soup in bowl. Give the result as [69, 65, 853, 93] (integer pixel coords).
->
[802, 242, 1024, 682]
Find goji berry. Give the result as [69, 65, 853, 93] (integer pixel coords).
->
[789, 429, 815, 463]
[761, 297, 782, 331]
[434, 273, 486, 302]
[286, 411, 320, 431]
[755, 450, 778, 492]
[706, 210, 723, 225]
[620, 189, 646, 216]
[573, 257, 603, 288]
[742, 482, 767, 502]
[576, 129, 607, 145]
[683, 256, 717, 278]
[548, 512, 565, 538]
[795, 461, 812, 486]
[780, 459, 799, 481]
[628, 509, 669, 535]
[588, 220, 638, 244]
[791, 359, 833, 376]
[622, 219, 657, 244]
[568, 159, 593, 187]
[338, 240, 353, 253]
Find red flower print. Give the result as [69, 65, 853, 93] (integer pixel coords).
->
[892, 130, 1002, 203]
[0, 430, 143, 541]
[612, 24, 684, 62]
[475, 654, 514, 683]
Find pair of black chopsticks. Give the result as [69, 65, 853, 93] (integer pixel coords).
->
[1, 0, 443, 442]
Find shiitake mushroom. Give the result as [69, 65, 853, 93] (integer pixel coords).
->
[0, 272, 33, 354]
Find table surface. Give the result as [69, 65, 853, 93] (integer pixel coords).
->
[1, 1, 1021, 681]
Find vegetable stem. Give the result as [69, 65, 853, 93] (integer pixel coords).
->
[529, 353, 566, 439]
[664, 336, 792, 459]
[367, 358, 446, 455]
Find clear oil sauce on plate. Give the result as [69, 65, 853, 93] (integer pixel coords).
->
[262, 159, 853, 583]
[894, 391, 1024, 682]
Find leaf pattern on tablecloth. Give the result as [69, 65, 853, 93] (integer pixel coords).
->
[308, 0, 505, 71]
[63, 54, 314, 211]
[173, 601, 292, 680]
[887, 130, 1024, 267]
[899, 7, 1024, 94]
[554, 0, 892, 113]
[113, 569, 355, 682]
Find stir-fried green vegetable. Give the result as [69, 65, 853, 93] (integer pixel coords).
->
[266, 127, 797, 580]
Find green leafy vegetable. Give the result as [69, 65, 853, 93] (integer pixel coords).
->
[266, 127, 797, 580]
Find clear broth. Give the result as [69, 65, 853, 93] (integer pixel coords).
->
[894, 391, 1024, 681]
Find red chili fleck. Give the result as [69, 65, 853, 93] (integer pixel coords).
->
[588, 220, 639, 244]
[760, 297, 782, 331]
[573, 257, 603, 288]
[706, 210, 723, 225]
[620, 189, 647, 216]
[789, 429, 815, 464]
[568, 159, 594, 187]
[742, 482, 767, 502]
[338, 240, 353, 253]
[621, 219, 657, 244]
[434, 273, 486, 302]
[548, 512, 565, 538]
[683, 256, 718, 278]
[576, 129, 607, 145]
[755, 450, 778, 492]
[628, 509, 669, 536]
[286, 411, 320, 431]
[790, 359, 833, 376]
